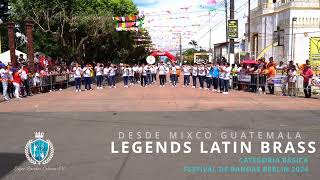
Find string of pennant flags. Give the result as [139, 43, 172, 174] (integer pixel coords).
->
[113, 14, 145, 32]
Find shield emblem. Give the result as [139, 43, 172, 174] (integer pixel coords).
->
[29, 139, 50, 163]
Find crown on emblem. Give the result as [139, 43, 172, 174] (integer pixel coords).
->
[34, 132, 44, 139]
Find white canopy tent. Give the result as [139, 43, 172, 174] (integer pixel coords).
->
[0, 50, 27, 65]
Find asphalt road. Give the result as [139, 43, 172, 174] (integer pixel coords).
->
[0, 110, 319, 180]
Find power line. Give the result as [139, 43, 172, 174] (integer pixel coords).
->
[196, 0, 256, 43]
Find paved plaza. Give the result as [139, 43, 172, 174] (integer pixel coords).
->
[0, 83, 320, 180]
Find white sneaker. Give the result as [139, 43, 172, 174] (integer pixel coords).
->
[163, 85, 165, 87]
[110, 86, 112, 89]
[76, 90, 78, 93]
[222, 92, 229, 95]
[4, 97, 9, 101]
[114, 86, 116, 88]
[90, 89, 93, 91]
[182, 86, 185, 88]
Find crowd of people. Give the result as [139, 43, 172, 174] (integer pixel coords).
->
[0, 55, 318, 102]
[69, 57, 316, 98]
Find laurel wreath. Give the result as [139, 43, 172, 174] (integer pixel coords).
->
[43, 140, 54, 164]
[24, 139, 54, 165]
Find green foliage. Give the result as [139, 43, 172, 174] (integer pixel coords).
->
[7, 0, 149, 64]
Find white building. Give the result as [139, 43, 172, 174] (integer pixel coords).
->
[248, 0, 320, 64]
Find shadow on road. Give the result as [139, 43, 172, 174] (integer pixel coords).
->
[0, 153, 26, 179]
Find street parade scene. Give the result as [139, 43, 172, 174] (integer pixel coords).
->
[0, 0, 320, 180]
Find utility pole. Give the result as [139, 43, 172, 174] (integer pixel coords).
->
[229, 0, 235, 64]
[225, 0, 228, 62]
[179, 33, 182, 65]
[248, 0, 251, 58]
[209, 11, 212, 62]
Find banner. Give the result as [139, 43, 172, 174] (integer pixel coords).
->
[238, 74, 251, 82]
[311, 76, 320, 87]
[309, 37, 320, 66]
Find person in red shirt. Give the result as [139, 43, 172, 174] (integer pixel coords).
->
[301, 65, 313, 98]
[12, 68, 23, 99]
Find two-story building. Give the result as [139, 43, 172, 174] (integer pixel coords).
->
[247, 0, 320, 65]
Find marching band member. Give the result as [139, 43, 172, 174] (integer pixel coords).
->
[206, 63, 213, 90]
[170, 64, 178, 87]
[122, 65, 130, 88]
[212, 63, 220, 92]
[182, 64, 191, 87]
[198, 64, 206, 89]
[103, 64, 110, 87]
[109, 64, 117, 88]
[82, 64, 93, 91]
[220, 63, 232, 95]
[140, 64, 148, 87]
[129, 65, 134, 85]
[158, 61, 166, 87]
[191, 64, 198, 88]
[95, 63, 103, 89]
[73, 63, 82, 92]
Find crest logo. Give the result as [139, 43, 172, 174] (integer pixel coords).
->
[25, 132, 54, 165]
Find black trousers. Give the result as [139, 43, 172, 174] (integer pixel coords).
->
[199, 76, 205, 88]
[212, 77, 218, 90]
[141, 75, 147, 86]
[268, 84, 274, 94]
[159, 75, 166, 85]
[303, 82, 312, 98]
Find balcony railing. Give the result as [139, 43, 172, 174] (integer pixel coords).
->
[251, 0, 320, 18]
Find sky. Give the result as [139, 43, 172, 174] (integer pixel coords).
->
[134, 0, 258, 53]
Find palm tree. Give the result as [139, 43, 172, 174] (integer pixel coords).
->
[188, 40, 198, 49]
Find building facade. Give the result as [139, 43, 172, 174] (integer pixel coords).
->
[248, 0, 320, 64]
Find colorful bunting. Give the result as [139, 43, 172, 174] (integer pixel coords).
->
[113, 14, 144, 32]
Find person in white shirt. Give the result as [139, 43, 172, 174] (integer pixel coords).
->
[182, 65, 191, 87]
[73, 63, 82, 92]
[141, 64, 148, 87]
[170, 64, 178, 87]
[158, 62, 166, 87]
[122, 65, 130, 88]
[109, 64, 117, 88]
[191, 64, 198, 88]
[150, 65, 157, 83]
[198, 64, 206, 89]
[220, 63, 231, 94]
[205, 64, 213, 90]
[82, 64, 93, 91]
[219, 63, 226, 92]
[288, 65, 297, 96]
[95, 63, 104, 89]
[103, 64, 110, 86]
[0, 66, 10, 101]
[128, 65, 134, 85]
[20, 66, 31, 97]
[134, 65, 141, 83]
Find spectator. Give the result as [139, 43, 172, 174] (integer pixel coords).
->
[267, 63, 276, 95]
[301, 65, 313, 98]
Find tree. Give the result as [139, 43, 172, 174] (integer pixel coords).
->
[9, 0, 150, 64]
